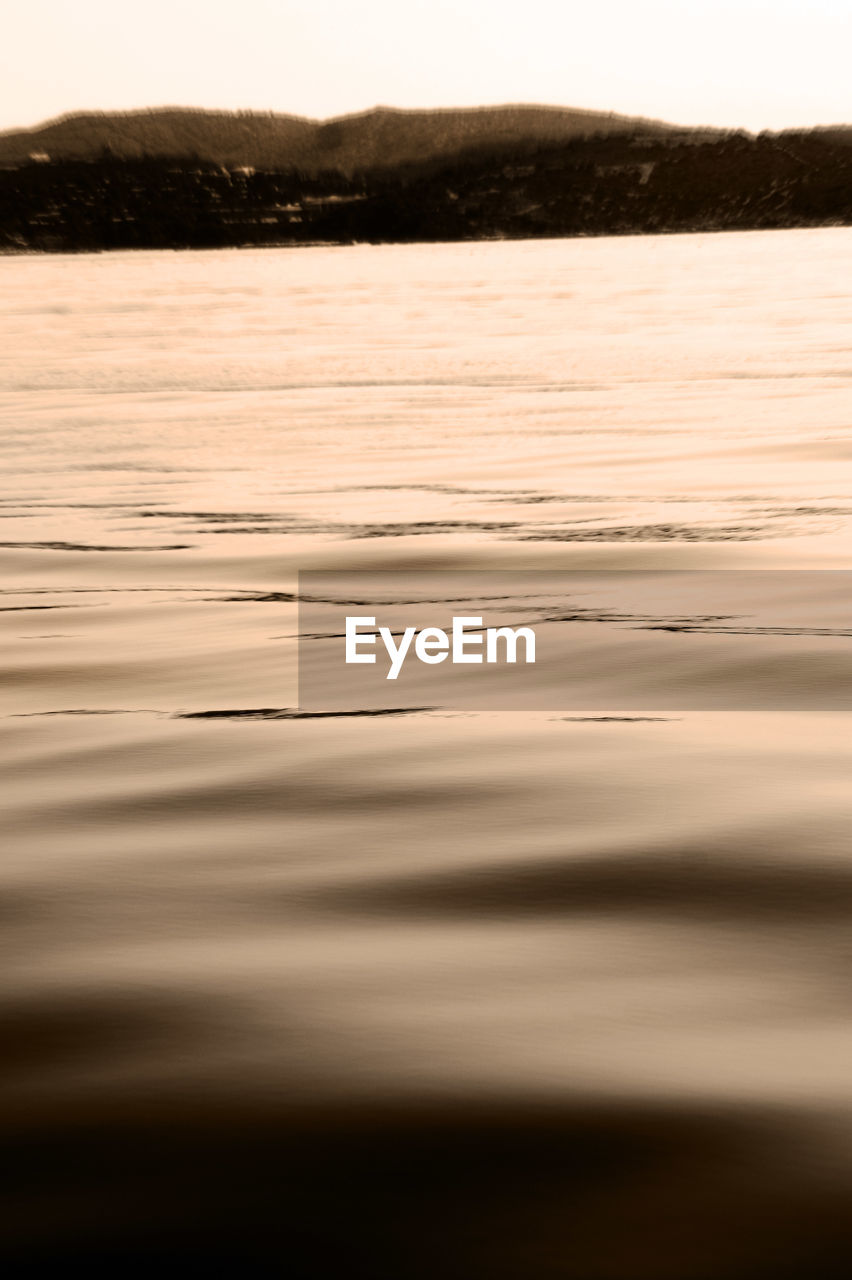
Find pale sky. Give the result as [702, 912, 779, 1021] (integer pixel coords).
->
[1, 0, 849, 135]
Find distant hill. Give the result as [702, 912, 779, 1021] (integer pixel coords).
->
[0, 104, 684, 172]
[3, 104, 852, 253]
[807, 126, 852, 146]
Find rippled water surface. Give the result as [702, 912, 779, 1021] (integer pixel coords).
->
[3, 231, 852, 1276]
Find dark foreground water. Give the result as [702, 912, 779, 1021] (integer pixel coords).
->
[2, 231, 852, 1277]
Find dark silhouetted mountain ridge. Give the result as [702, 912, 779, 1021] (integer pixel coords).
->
[0, 104, 683, 172]
[3, 105, 852, 253]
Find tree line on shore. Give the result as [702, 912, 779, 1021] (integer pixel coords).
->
[3, 129, 852, 252]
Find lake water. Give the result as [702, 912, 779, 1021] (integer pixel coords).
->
[3, 230, 852, 1276]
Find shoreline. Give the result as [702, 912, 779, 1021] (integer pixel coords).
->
[3, 217, 851, 257]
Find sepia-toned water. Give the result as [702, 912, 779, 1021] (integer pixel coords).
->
[3, 230, 852, 1276]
